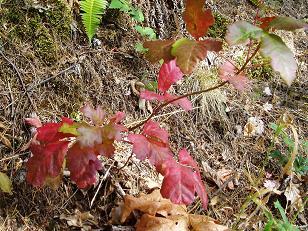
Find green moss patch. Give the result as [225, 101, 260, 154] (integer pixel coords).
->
[208, 12, 229, 39]
[0, 0, 72, 65]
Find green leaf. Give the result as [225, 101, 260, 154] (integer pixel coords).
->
[274, 201, 288, 223]
[260, 33, 297, 86]
[80, 0, 108, 42]
[130, 8, 144, 22]
[134, 26, 156, 40]
[109, 0, 130, 12]
[269, 17, 308, 31]
[294, 155, 308, 175]
[59, 123, 79, 136]
[144, 81, 158, 91]
[171, 38, 208, 74]
[0, 172, 12, 194]
[226, 21, 264, 45]
[135, 43, 148, 53]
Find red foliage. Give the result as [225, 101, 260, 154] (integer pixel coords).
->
[128, 120, 173, 166]
[140, 90, 192, 112]
[183, 0, 214, 40]
[160, 149, 208, 209]
[257, 16, 277, 30]
[158, 60, 183, 93]
[27, 141, 69, 187]
[67, 143, 102, 188]
[219, 62, 250, 91]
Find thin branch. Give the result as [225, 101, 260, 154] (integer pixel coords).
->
[0, 51, 37, 110]
[128, 81, 228, 131]
[27, 64, 77, 91]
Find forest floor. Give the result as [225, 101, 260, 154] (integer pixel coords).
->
[0, 0, 307, 230]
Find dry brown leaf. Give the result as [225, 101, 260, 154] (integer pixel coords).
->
[189, 214, 229, 231]
[136, 214, 189, 231]
[216, 168, 234, 190]
[120, 189, 187, 223]
[60, 209, 95, 229]
[0, 133, 12, 149]
[111, 190, 230, 230]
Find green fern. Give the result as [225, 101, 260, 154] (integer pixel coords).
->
[80, 0, 108, 42]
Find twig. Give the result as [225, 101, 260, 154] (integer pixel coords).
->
[117, 152, 134, 172]
[90, 163, 114, 208]
[26, 64, 77, 91]
[0, 51, 37, 110]
[0, 152, 29, 162]
[128, 81, 228, 131]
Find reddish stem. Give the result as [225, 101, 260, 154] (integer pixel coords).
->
[128, 81, 228, 131]
[128, 44, 261, 132]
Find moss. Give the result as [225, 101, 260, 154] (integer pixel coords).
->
[0, 0, 72, 65]
[208, 12, 229, 39]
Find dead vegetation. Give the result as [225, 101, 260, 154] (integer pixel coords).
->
[0, 0, 307, 230]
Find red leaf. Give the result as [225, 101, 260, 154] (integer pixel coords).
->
[143, 40, 175, 63]
[128, 120, 173, 166]
[26, 141, 69, 187]
[258, 16, 308, 31]
[140, 90, 192, 112]
[183, 0, 214, 40]
[257, 16, 277, 30]
[67, 143, 102, 188]
[140, 90, 164, 101]
[142, 119, 169, 143]
[36, 117, 75, 143]
[81, 103, 105, 125]
[178, 148, 199, 170]
[76, 111, 126, 157]
[163, 93, 193, 112]
[158, 60, 183, 93]
[161, 162, 196, 205]
[160, 149, 208, 209]
[104, 111, 127, 141]
[219, 62, 250, 91]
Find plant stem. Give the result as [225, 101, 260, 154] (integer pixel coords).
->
[238, 43, 261, 74]
[128, 44, 261, 132]
[128, 81, 228, 131]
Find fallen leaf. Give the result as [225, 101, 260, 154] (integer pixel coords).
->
[0, 133, 12, 149]
[136, 214, 189, 231]
[189, 214, 229, 231]
[0, 172, 12, 194]
[216, 168, 234, 190]
[60, 209, 95, 229]
[120, 189, 187, 223]
[111, 190, 230, 230]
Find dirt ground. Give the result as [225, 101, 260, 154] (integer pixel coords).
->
[0, 0, 307, 230]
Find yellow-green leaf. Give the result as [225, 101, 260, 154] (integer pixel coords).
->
[59, 123, 79, 136]
[0, 172, 12, 194]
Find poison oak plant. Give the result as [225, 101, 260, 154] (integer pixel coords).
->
[25, 0, 307, 209]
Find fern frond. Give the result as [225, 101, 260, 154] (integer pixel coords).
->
[80, 0, 108, 42]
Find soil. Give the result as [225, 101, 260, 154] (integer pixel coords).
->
[0, 0, 307, 230]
